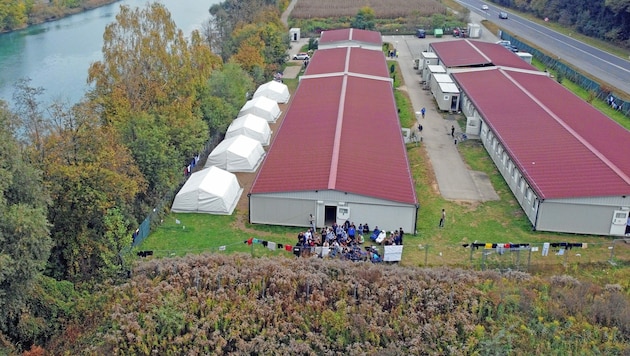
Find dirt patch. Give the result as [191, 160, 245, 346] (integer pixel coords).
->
[231, 101, 290, 232]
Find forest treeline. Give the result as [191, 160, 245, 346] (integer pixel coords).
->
[492, 0, 630, 48]
[54, 254, 630, 354]
[0, 0, 289, 353]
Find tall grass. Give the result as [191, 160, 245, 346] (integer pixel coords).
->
[291, 0, 445, 19]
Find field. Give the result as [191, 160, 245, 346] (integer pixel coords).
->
[291, 0, 445, 19]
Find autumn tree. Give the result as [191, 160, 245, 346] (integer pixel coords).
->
[200, 63, 254, 133]
[205, 0, 287, 63]
[228, 16, 289, 82]
[0, 0, 28, 31]
[0, 100, 52, 348]
[352, 6, 376, 30]
[43, 101, 145, 281]
[12, 78, 49, 158]
[88, 3, 221, 203]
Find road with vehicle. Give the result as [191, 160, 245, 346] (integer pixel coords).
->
[457, 0, 630, 96]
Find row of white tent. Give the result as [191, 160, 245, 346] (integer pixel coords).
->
[171, 81, 289, 214]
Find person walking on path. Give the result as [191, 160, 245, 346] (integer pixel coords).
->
[418, 124, 423, 134]
[451, 125, 455, 137]
[421, 107, 426, 118]
[439, 209, 446, 228]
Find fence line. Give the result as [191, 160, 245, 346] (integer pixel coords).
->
[131, 238, 630, 272]
[500, 32, 630, 117]
[130, 133, 223, 248]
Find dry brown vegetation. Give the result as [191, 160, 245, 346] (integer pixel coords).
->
[291, 0, 446, 19]
[57, 254, 630, 355]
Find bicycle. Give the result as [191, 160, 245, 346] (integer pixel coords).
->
[455, 132, 468, 144]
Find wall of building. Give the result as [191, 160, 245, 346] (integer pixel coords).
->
[249, 191, 418, 232]
[479, 120, 539, 226]
[478, 119, 630, 236]
[537, 200, 621, 235]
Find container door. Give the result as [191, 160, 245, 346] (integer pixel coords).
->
[609, 210, 629, 235]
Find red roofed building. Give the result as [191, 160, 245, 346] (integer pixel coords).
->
[249, 36, 418, 232]
[452, 67, 630, 236]
[429, 39, 535, 71]
[319, 28, 383, 51]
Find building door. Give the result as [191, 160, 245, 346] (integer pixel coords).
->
[324, 206, 336, 226]
[609, 209, 629, 235]
[451, 95, 459, 111]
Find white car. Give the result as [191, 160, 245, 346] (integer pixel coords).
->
[481, 4, 489, 10]
[293, 53, 310, 60]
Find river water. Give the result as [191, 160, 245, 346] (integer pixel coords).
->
[0, 0, 218, 106]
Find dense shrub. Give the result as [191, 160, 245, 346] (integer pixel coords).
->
[52, 254, 630, 354]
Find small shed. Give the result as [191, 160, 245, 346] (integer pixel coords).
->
[204, 135, 265, 172]
[434, 28, 443, 38]
[225, 114, 272, 146]
[467, 23, 481, 38]
[289, 28, 301, 42]
[238, 96, 281, 123]
[423, 64, 447, 88]
[516, 52, 533, 64]
[430, 73, 453, 95]
[419, 51, 439, 74]
[435, 82, 460, 112]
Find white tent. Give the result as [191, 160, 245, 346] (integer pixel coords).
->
[238, 96, 281, 123]
[171, 166, 243, 215]
[204, 135, 265, 172]
[253, 80, 290, 104]
[226, 114, 272, 146]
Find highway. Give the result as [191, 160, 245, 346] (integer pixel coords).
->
[458, 0, 630, 96]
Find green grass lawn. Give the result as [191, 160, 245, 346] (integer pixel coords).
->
[142, 213, 304, 258]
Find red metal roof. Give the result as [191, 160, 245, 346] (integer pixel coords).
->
[250, 48, 417, 205]
[305, 47, 390, 78]
[430, 40, 534, 70]
[452, 68, 630, 199]
[319, 28, 383, 46]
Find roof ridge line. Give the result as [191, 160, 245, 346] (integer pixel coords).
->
[328, 75, 348, 189]
[466, 39, 492, 63]
[500, 68, 630, 186]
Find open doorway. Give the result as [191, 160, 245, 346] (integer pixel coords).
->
[324, 206, 337, 226]
[451, 95, 459, 111]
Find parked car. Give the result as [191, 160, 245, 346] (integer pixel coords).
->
[293, 53, 309, 60]
[416, 28, 426, 38]
[499, 11, 508, 19]
[481, 4, 489, 10]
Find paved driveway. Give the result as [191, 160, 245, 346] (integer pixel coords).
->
[385, 34, 499, 202]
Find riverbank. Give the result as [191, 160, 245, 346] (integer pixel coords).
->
[0, 0, 121, 34]
[29, 0, 122, 26]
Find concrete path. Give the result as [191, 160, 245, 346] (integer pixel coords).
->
[385, 31, 499, 202]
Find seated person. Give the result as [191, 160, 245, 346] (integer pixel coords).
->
[367, 247, 382, 263]
[363, 223, 370, 234]
[375, 230, 387, 244]
[335, 225, 344, 239]
[347, 225, 356, 241]
[369, 226, 380, 241]
[357, 234, 365, 244]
